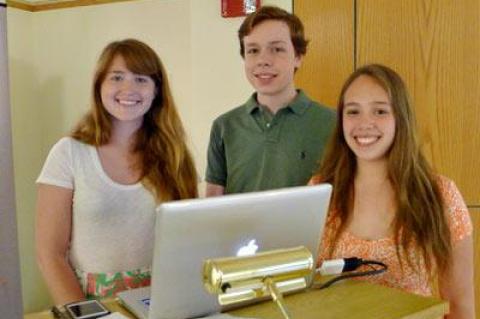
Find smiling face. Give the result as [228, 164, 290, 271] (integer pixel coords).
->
[243, 20, 302, 105]
[100, 54, 156, 127]
[342, 75, 396, 164]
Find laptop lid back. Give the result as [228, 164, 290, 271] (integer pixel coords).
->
[148, 184, 332, 319]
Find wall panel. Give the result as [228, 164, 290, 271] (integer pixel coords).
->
[357, 0, 480, 205]
[0, 2, 23, 318]
[294, 0, 354, 108]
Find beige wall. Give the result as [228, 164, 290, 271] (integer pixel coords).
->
[7, 0, 291, 313]
[7, 7, 47, 314]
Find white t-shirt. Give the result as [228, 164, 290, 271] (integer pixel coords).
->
[37, 137, 156, 274]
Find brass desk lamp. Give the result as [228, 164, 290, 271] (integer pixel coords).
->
[203, 246, 314, 319]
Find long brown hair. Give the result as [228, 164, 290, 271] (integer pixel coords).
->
[72, 39, 198, 201]
[316, 64, 451, 274]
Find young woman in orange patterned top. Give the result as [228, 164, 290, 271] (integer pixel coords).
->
[309, 64, 474, 318]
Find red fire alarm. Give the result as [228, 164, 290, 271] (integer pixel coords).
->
[222, 0, 261, 18]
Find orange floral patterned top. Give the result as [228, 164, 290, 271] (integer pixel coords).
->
[309, 175, 472, 296]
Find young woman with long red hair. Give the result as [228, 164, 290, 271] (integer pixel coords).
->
[36, 39, 198, 305]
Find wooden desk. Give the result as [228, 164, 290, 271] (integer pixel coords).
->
[24, 280, 448, 319]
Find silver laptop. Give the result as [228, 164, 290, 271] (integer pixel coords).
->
[118, 184, 332, 319]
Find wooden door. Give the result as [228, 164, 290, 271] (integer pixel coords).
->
[296, 0, 480, 205]
[294, 0, 354, 108]
[356, 0, 480, 205]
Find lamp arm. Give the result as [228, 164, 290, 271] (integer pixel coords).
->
[263, 277, 292, 319]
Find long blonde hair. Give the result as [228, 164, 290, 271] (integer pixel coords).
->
[72, 39, 198, 201]
[316, 64, 451, 274]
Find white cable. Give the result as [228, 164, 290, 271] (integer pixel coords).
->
[316, 259, 346, 276]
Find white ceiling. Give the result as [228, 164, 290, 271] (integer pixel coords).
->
[9, 0, 131, 11]
[17, 0, 73, 3]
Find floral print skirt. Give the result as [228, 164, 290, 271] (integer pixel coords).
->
[76, 267, 151, 298]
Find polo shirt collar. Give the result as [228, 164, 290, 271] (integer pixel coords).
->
[245, 90, 311, 115]
[245, 94, 259, 114]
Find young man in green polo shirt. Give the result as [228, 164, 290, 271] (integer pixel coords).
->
[206, 6, 335, 196]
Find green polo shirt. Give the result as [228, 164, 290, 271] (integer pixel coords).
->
[206, 90, 336, 194]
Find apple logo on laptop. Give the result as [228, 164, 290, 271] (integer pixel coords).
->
[236, 239, 259, 257]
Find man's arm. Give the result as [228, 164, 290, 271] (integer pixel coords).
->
[206, 182, 225, 197]
[205, 119, 227, 196]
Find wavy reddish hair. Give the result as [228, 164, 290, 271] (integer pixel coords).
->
[72, 39, 197, 201]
